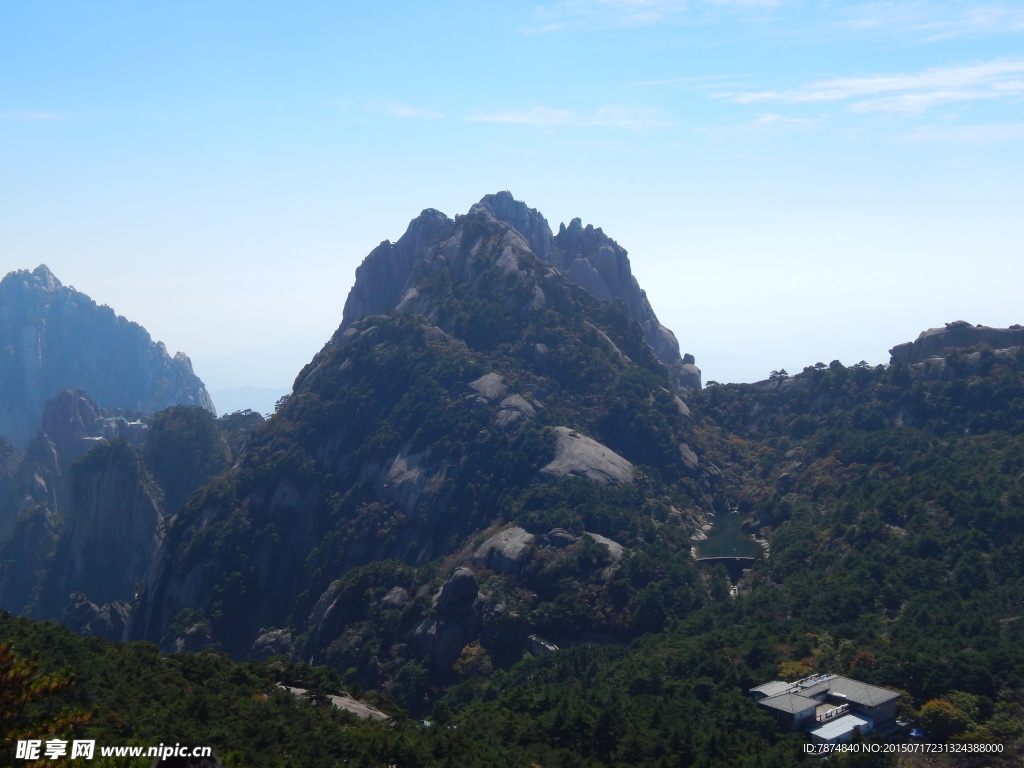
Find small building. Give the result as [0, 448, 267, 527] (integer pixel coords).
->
[809, 712, 872, 745]
[749, 674, 900, 744]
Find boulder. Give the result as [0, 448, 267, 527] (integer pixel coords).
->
[494, 394, 536, 428]
[474, 527, 535, 575]
[542, 528, 577, 548]
[435, 567, 479, 616]
[414, 613, 481, 673]
[417, 567, 483, 671]
[468, 372, 508, 402]
[679, 443, 700, 474]
[252, 628, 294, 660]
[540, 427, 634, 486]
[527, 634, 559, 655]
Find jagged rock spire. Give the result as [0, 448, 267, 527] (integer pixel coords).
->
[337, 193, 701, 390]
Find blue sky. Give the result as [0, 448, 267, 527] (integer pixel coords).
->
[3, 1, 1022, 411]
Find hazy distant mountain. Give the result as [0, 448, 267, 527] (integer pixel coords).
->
[0, 265, 215, 447]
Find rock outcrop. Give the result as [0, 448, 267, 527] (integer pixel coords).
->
[337, 193, 700, 390]
[34, 439, 163, 621]
[473, 526, 535, 575]
[64, 593, 132, 642]
[540, 427, 635, 486]
[889, 321, 1024, 365]
[415, 567, 483, 672]
[545, 208, 699, 390]
[0, 265, 215, 447]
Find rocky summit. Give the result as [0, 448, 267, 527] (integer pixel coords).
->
[0, 264, 215, 447]
[340, 192, 701, 391]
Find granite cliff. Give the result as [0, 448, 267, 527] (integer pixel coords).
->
[0, 265, 215, 447]
[340, 192, 700, 390]
[889, 320, 1024, 380]
[0, 391, 259, 638]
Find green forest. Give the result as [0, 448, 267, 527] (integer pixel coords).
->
[4, 345, 1024, 766]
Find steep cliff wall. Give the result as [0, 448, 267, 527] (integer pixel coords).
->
[0, 265, 215, 447]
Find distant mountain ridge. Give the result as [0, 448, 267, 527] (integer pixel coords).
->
[0, 264, 215, 447]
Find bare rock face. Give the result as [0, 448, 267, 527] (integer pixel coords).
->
[548, 212, 698, 391]
[889, 321, 1024, 365]
[363, 443, 453, 518]
[0, 265, 215, 447]
[251, 628, 294, 660]
[35, 438, 163, 621]
[0, 390, 157, 619]
[468, 372, 508, 402]
[435, 566, 479, 616]
[415, 567, 482, 672]
[679, 443, 700, 474]
[474, 527, 535, 575]
[65, 593, 131, 642]
[909, 345, 1024, 381]
[540, 426, 635, 486]
[340, 209, 456, 331]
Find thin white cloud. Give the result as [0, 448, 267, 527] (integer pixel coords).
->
[725, 58, 1024, 114]
[697, 112, 820, 138]
[466, 105, 671, 129]
[896, 121, 1024, 143]
[632, 74, 747, 87]
[0, 111, 70, 121]
[705, 0, 780, 6]
[368, 103, 442, 119]
[840, 1, 1024, 41]
[527, 0, 780, 32]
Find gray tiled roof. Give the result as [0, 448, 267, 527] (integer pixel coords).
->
[751, 681, 792, 698]
[827, 676, 900, 707]
[799, 681, 830, 698]
[759, 693, 817, 715]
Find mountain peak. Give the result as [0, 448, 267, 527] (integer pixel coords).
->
[474, 192, 554, 260]
[337, 193, 701, 390]
[31, 264, 62, 289]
